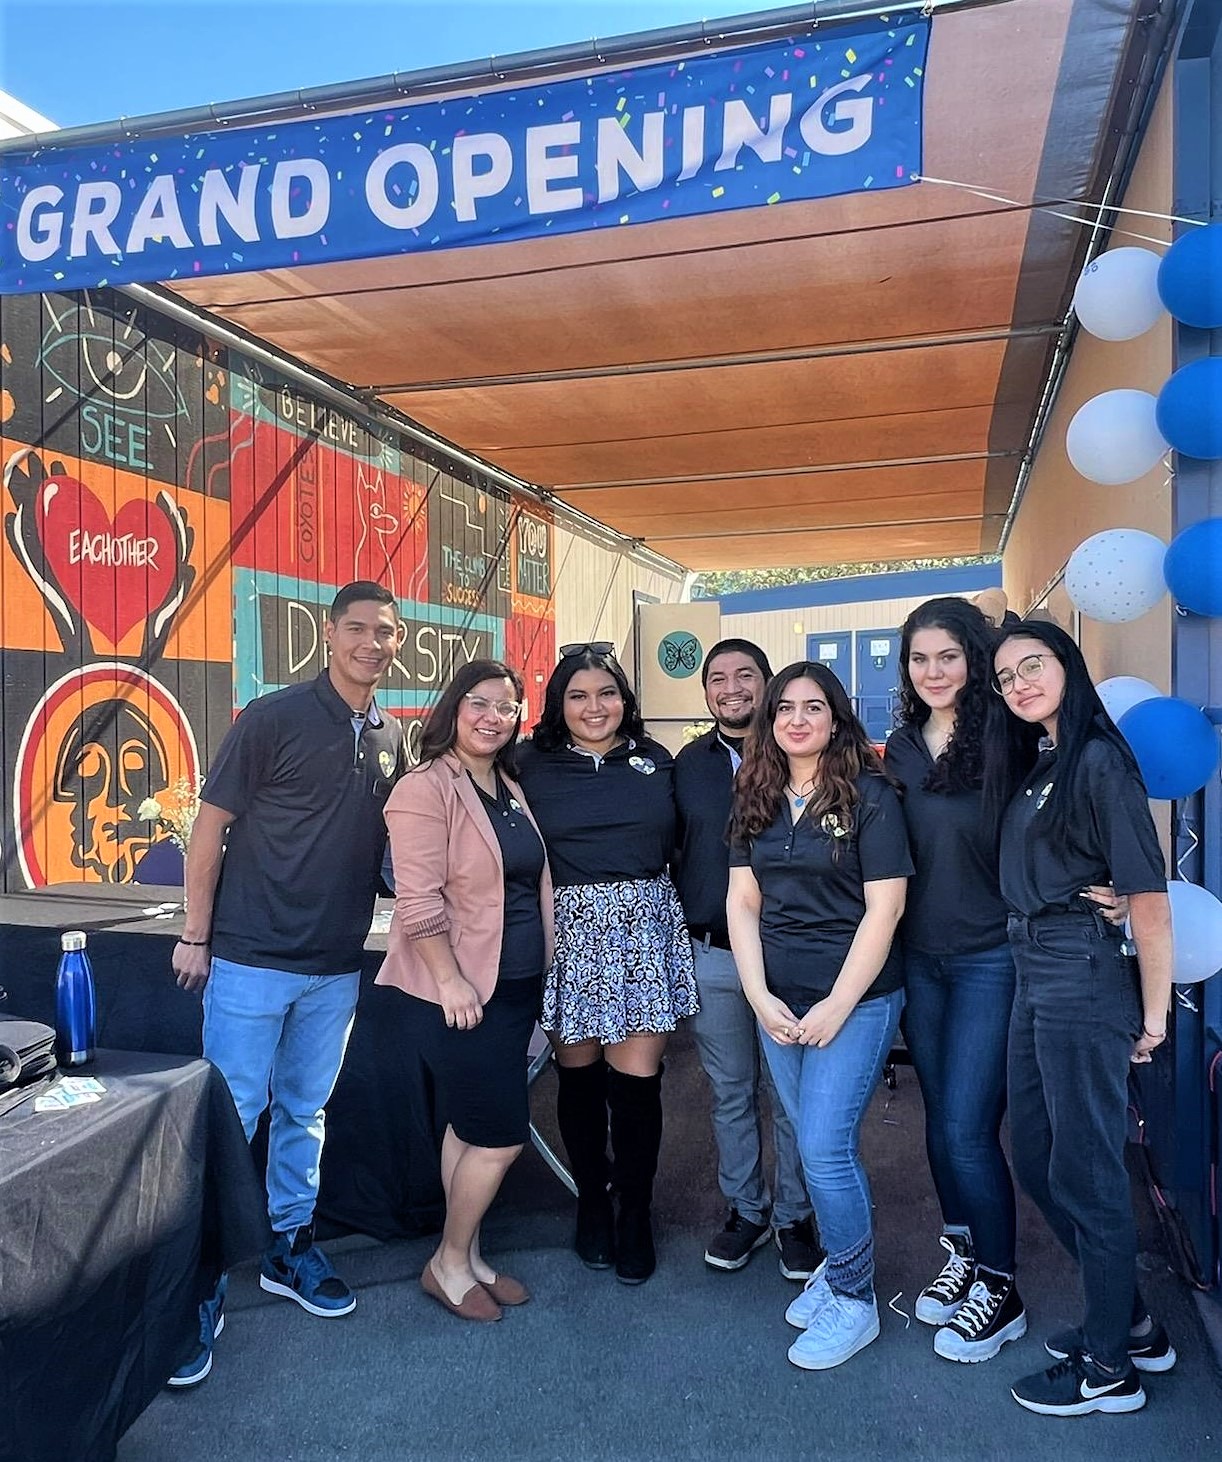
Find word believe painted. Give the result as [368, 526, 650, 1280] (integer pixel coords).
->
[0, 20, 928, 293]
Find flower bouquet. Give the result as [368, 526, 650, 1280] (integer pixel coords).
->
[137, 776, 202, 852]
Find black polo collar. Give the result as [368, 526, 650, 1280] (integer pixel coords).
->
[312, 670, 383, 726]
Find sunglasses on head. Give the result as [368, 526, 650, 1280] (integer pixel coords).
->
[559, 642, 616, 658]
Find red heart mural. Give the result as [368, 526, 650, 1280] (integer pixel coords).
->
[36, 474, 178, 644]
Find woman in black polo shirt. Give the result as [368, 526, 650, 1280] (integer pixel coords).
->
[887, 597, 1027, 1362]
[727, 662, 911, 1372]
[378, 660, 552, 1323]
[516, 645, 696, 1285]
[989, 621, 1173, 1417]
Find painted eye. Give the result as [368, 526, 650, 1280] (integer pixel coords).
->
[41, 300, 188, 422]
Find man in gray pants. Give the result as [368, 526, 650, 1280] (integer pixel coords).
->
[673, 639, 822, 1279]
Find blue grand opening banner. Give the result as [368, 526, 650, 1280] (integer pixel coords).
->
[0, 17, 928, 294]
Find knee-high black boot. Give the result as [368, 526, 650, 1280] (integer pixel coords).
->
[556, 1060, 615, 1269]
[608, 1066, 663, 1285]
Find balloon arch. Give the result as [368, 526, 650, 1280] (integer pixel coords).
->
[1062, 229, 1222, 988]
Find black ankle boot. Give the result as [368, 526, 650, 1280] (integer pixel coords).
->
[556, 1060, 615, 1269]
[608, 1066, 663, 1285]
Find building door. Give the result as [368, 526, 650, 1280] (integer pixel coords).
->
[854, 628, 901, 743]
[805, 632, 852, 692]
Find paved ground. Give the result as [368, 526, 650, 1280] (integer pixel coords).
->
[120, 1028, 1222, 1461]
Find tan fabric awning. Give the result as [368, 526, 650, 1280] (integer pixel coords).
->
[162, 0, 1167, 569]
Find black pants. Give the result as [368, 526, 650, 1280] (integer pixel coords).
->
[1006, 913, 1141, 1369]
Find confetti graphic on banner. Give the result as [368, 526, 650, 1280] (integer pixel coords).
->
[0, 17, 929, 294]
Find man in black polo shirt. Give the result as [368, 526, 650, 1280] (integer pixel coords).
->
[673, 639, 822, 1279]
[168, 581, 406, 1386]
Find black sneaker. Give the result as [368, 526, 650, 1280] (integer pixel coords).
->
[774, 1217, 824, 1281]
[1011, 1351, 1146, 1416]
[704, 1209, 770, 1271]
[914, 1231, 974, 1325]
[1045, 1321, 1177, 1373]
[933, 1272, 1027, 1362]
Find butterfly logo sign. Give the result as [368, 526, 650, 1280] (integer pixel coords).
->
[658, 632, 702, 680]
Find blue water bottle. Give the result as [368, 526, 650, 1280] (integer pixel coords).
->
[55, 929, 96, 1067]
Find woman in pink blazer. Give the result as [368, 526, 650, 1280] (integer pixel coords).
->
[377, 659, 554, 1323]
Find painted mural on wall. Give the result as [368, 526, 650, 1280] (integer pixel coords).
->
[0, 287, 555, 890]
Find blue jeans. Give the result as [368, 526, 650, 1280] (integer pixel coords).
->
[689, 941, 810, 1227]
[203, 958, 361, 1234]
[1006, 915, 1142, 1369]
[903, 942, 1017, 1273]
[761, 989, 903, 1298]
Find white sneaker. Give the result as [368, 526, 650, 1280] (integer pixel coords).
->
[784, 1260, 830, 1329]
[787, 1291, 880, 1371]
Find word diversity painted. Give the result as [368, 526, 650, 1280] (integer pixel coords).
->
[0, 287, 556, 889]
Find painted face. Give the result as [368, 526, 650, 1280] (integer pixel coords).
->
[907, 627, 969, 714]
[993, 636, 1066, 727]
[52, 701, 166, 883]
[563, 668, 625, 753]
[324, 599, 400, 692]
[703, 651, 766, 732]
[772, 676, 835, 760]
[454, 676, 521, 763]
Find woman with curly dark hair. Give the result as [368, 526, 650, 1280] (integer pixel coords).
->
[887, 597, 1028, 1363]
[516, 645, 697, 1285]
[727, 662, 910, 1372]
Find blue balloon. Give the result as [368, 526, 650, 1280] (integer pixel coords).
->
[1118, 697, 1220, 800]
[1157, 223, 1222, 327]
[1165, 517, 1222, 616]
[1156, 358, 1222, 459]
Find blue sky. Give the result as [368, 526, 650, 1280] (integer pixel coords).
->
[0, 1, 722, 129]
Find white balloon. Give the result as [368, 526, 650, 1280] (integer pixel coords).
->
[1168, 880, 1222, 984]
[1095, 675, 1162, 723]
[1065, 528, 1168, 623]
[1072, 247, 1165, 341]
[1066, 389, 1168, 485]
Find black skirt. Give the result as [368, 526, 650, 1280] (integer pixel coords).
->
[405, 974, 543, 1148]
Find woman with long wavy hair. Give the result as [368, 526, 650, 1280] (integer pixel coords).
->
[988, 621, 1174, 1417]
[887, 597, 1027, 1363]
[727, 662, 911, 1372]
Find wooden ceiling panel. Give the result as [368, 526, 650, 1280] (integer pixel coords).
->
[561, 459, 989, 520]
[192, 210, 1034, 389]
[595, 489, 987, 539]
[412, 407, 1003, 487]
[661, 517, 998, 571]
[386, 337, 1015, 449]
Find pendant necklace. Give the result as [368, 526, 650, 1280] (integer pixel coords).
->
[787, 781, 815, 808]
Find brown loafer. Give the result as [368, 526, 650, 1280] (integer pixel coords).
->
[420, 1262, 502, 1322]
[481, 1273, 530, 1306]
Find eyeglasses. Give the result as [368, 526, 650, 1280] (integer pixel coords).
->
[559, 641, 616, 658]
[993, 653, 1051, 696]
[462, 694, 523, 720]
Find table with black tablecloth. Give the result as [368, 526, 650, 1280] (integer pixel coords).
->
[0, 1049, 268, 1462]
[0, 884, 448, 1241]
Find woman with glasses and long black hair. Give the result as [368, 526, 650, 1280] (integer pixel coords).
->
[515, 643, 697, 1285]
[727, 662, 911, 1372]
[376, 660, 553, 1323]
[988, 621, 1174, 1417]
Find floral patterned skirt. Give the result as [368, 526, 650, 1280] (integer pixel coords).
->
[543, 874, 699, 1046]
